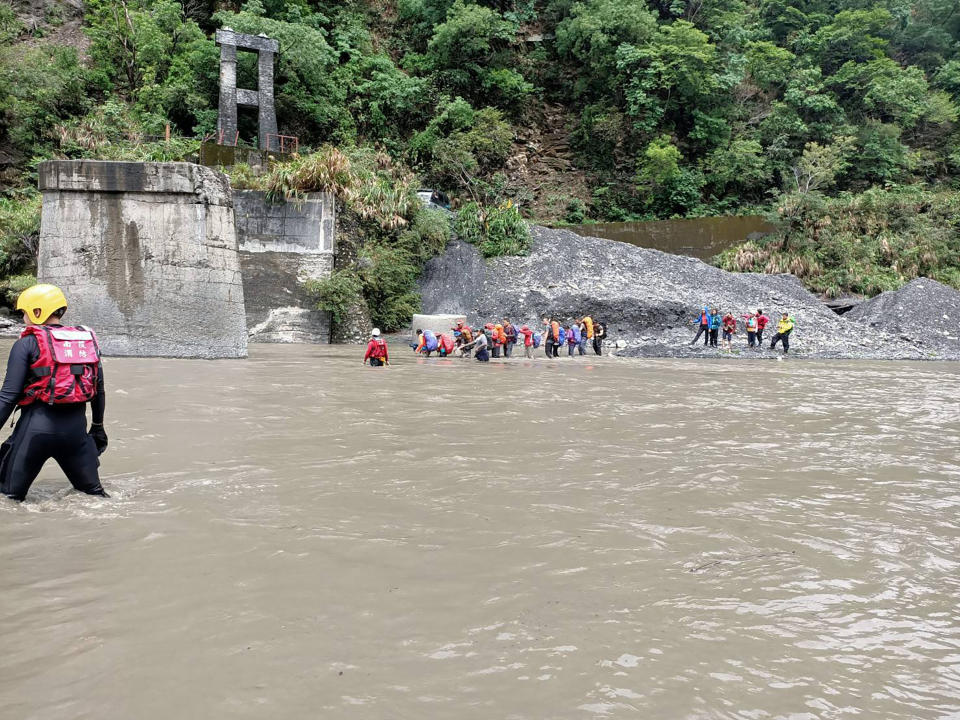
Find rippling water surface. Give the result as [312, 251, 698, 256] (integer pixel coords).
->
[1, 344, 959, 719]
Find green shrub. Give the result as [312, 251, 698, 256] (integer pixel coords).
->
[0, 192, 41, 278]
[455, 201, 531, 257]
[564, 198, 587, 224]
[302, 270, 364, 324]
[359, 243, 422, 331]
[0, 273, 36, 306]
[399, 209, 451, 264]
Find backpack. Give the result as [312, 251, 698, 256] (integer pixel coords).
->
[557, 327, 566, 345]
[369, 338, 388, 359]
[19, 325, 101, 406]
[533, 332, 542, 348]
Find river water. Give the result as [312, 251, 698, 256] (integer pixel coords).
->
[1, 344, 959, 720]
[567, 216, 773, 260]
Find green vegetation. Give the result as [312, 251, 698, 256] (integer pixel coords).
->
[1, 0, 959, 308]
[0, 192, 40, 279]
[252, 147, 450, 331]
[715, 188, 960, 297]
[454, 201, 531, 257]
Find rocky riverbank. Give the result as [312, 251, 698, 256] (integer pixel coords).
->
[419, 226, 960, 361]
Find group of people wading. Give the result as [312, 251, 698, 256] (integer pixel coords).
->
[364, 317, 607, 365]
[437, 317, 606, 362]
[690, 307, 795, 353]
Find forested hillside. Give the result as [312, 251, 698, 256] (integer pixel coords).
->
[1, 0, 959, 310]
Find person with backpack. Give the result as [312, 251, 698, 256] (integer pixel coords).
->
[453, 322, 473, 358]
[579, 316, 594, 355]
[458, 328, 490, 362]
[743, 311, 759, 348]
[542, 318, 558, 358]
[502, 318, 517, 358]
[519, 324, 534, 358]
[577, 318, 589, 355]
[567, 323, 581, 356]
[707, 308, 721, 347]
[0, 284, 108, 501]
[364, 328, 390, 367]
[770, 312, 795, 354]
[690, 306, 710, 346]
[486, 324, 501, 358]
[721, 312, 736, 350]
[593, 320, 606, 356]
[414, 328, 438, 356]
[436, 333, 455, 357]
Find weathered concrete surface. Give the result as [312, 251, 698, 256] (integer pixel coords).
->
[419, 226, 954, 360]
[38, 160, 248, 358]
[411, 313, 466, 337]
[216, 29, 279, 151]
[846, 278, 960, 357]
[234, 190, 334, 343]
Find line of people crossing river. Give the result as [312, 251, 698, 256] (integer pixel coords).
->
[363, 317, 607, 365]
[362, 307, 799, 366]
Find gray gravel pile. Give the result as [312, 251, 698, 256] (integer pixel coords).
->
[846, 278, 960, 358]
[420, 226, 956, 360]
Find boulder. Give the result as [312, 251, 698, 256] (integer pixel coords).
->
[419, 225, 955, 360]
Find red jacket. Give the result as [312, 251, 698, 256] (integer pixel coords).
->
[364, 338, 388, 361]
[756, 315, 770, 330]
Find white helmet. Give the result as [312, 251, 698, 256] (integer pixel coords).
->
[371, 328, 381, 337]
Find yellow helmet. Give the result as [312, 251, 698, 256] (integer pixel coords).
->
[15, 284, 68, 325]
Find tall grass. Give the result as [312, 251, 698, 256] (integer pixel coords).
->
[715, 187, 960, 297]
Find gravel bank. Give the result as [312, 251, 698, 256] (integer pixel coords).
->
[419, 226, 958, 360]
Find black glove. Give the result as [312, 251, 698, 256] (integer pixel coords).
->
[89, 424, 108, 456]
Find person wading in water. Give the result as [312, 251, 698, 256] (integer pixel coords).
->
[0, 284, 108, 501]
[363, 328, 390, 366]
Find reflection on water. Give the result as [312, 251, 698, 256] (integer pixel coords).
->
[1, 344, 959, 719]
[567, 215, 774, 260]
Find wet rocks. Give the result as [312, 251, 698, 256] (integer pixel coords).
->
[846, 278, 960, 356]
[419, 225, 958, 360]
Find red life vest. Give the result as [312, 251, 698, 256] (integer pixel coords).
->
[19, 325, 101, 407]
[369, 339, 388, 359]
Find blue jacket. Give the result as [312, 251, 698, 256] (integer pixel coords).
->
[708, 313, 722, 330]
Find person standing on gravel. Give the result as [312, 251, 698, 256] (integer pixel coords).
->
[755, 310, 770, 346]
[722, 312, 736, 350]
[690, 306, 710, 346]
[770, 313, 794, 354]
[707, 308, 721, 348]
[743, 312, 759, 348]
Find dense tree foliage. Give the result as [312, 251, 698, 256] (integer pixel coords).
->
[1, 0, 960, 302]
[1, 0, 958, 219]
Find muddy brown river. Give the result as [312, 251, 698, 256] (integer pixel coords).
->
[1, 344, 959, 719]
[567, 216, 773, 260]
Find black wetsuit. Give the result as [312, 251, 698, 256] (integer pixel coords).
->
[0, 333, 106, 501]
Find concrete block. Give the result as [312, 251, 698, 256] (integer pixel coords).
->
[37, 160, 247, 358]
[411, 313, 467, 338]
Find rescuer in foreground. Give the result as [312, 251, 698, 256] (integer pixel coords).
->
[0, 284, 108, 501]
